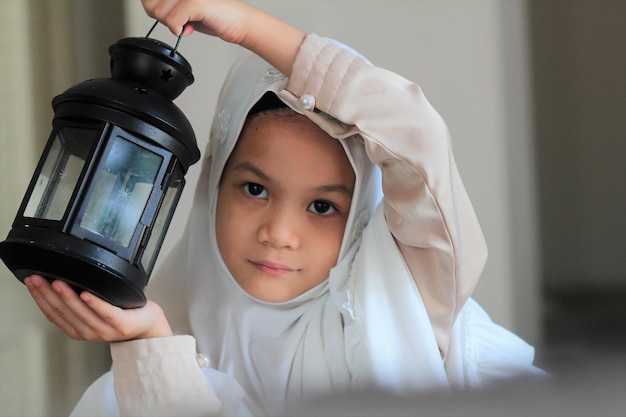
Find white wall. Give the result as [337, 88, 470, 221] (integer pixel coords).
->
[125, 0, 540, 343]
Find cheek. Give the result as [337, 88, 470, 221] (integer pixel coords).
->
[215, 192, 237, 259]
[306, 230, 343, 289]
[310, 219, 346, 268]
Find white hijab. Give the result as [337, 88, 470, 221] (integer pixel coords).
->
[147, 53, 449, 415]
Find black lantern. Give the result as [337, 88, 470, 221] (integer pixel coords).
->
[0, 27, 199, 309]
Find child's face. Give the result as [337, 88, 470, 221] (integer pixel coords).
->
[216, 111, 355, 302]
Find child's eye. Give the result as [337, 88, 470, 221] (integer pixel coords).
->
[308, 200, 336, 216]
[243, 182, 268, 199]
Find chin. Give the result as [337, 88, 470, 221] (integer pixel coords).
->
[242, 282, 298, 304]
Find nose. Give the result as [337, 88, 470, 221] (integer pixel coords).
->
[257, 207, 300, 249]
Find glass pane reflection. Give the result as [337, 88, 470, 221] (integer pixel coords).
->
[81, 136, 162, 247]
[24, 127, 95, 220]
[141, 168, 183, 273]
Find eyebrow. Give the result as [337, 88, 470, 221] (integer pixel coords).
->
[232, 161, 353, 198]
[314, 184, 353, 199]
[233, 161, 270, 182]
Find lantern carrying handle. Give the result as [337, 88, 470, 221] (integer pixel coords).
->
[146, 20, 187, 57]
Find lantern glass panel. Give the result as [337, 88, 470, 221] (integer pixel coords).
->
[80, 136, 163, 247]
[23, 127, 96, 220]
[140, 167, 183, 274]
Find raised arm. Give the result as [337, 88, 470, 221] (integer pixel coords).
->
[142, 0, 306, 77]
[281, 35, 488, 358]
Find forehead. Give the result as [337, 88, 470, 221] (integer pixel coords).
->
[226, 111, 355, 186]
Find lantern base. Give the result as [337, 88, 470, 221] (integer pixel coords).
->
[0, 228, 147, 309]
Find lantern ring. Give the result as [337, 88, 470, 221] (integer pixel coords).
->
[146, 20, 188, 58]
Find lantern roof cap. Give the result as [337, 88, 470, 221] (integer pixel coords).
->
[109, 37, 194, 100]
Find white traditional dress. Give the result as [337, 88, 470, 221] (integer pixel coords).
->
[70, 34, 544, 417]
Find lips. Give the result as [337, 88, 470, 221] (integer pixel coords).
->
[249, 260, 297, 276]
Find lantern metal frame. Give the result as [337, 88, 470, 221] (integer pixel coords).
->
[0, 25, 199, 308]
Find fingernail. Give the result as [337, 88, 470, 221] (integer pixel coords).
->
[26, 276, 40, 288]
[24, 277, 32, 288]
[52, 281, 63, 293]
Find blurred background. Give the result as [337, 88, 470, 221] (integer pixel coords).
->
[0, 1, 624, 415]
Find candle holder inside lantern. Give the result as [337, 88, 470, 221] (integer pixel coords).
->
[0, 23, 199, 308]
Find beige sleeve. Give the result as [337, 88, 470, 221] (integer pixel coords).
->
[285, 34, 488, 358]
[110, 335, 223, 417]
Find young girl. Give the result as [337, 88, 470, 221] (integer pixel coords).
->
[25, 1, 544, 415]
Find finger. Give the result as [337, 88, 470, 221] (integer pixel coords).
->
[145, 0, 188, 36]
[79, 292, 127, 333]
[50, 280, 118, 340]
[25, 276, 84, 339]
[142, 0, 177, 18]
[81, 292, 153, 341]
[183, 22, 196, 36]
[27, 277, 113, 341]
